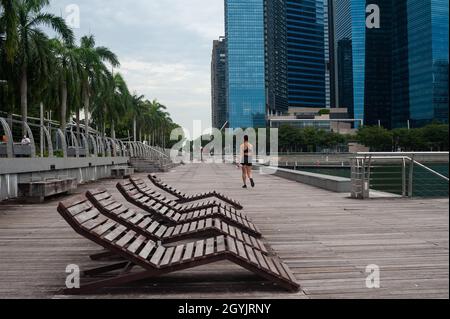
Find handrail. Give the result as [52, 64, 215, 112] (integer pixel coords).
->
[351, 152, 448, 199]
[357, 152, 449, 156]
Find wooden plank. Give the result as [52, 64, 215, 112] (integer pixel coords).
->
[194, 240, 205, 258]
[116, 231, 137, 248]
[160, 247, 175, 266]
[205, 238, 215, 256]
[182, 242, 195, 261]
[149, 246, 165, 264]
[217, 236, 226, 253]
[171, 245, 185, 264]
[104, 225, 127, 242]
[254, 250, 269, 270]
[244, 245, 259, 266]
[127, 235, 146, 253]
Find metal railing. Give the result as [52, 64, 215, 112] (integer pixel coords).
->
[0, 116, 169, 161]
[351, 152, 449, 199]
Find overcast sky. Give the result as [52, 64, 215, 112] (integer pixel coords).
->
[48, 0, 225, 136]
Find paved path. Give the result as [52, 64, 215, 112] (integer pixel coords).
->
[0, 163, 448, 299]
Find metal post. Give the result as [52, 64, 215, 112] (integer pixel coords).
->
[408, 155, 415, 198]
[40, 103, 44, 157]
[402, 157, 407, 197]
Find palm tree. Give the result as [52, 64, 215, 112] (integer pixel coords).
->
[77, 35, 119, 133]
[49, 38, 80, 131]
[129, 93, 145, 142]
[0, 0, 17, 62]
[14, 0, 74, 134]
[92, 71, 130, 139]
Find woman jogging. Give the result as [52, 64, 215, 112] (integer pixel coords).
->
[239, 135, 255, 189]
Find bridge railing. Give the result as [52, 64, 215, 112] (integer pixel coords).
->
[0, 116, 164, 159]
[351, 152, 449, 199]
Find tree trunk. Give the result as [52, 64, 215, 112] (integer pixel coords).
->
[20, 65, 28, 136]
[133, 116, 137, 142]
[111, 120, 115, 140]
[102, 104, 106, 138]
[76, 109, 81, 145]
[60, 81, 68, 131]
[83, 81, 89, 133]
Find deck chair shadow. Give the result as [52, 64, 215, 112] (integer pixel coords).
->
[117, 181, 261, 238]
[57, 196, 301, 294]
[148, 174, 243, 210]
[86, 189, 269, 254]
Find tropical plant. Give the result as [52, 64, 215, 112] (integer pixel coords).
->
[76, 35, 119, 132]
[13, 0, 73, 133]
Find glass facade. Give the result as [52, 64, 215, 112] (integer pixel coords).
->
[407, 0, 449, 126]
[225, 0, 267, 128]
[265, 0, 289, 115]
[364, 0, 393, 128]
[334, 0, 366, 124]
[211, 37, 228, 130]
[286, 0, 326, 108]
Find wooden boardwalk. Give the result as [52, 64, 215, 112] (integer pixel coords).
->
[0, 163, 448, 299]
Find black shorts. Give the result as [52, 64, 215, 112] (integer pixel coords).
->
[241, 163, 253, 167]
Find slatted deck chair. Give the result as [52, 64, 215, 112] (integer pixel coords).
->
[130, 177, 239, 214]
[117, 181, 261, 238]
[57, 197, 301, 294]
[86, 189, 268, 254]
[148, 174, 244, 210]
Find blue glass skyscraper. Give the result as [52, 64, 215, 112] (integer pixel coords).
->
[406, 0, 449, 127]
[286, 0, 326, 108]
[334, 0, 366, 122]
[334, 0, 448, 128]
[225, 0, 266, 128]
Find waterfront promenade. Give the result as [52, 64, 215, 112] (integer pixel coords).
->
[0, 163, 448, 299]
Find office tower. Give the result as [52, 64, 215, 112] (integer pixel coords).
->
[327, 0, 337, 108]
[337, 38, 354, 118]
[334, 0, 366, 123]
[391, 0, 411, 128]
[404, 0, 449, 127]
[334, 0, 449, 128]
[225, 0, 266, 128]
[265, 0, 289, 116]
[225, 0, 288, 128]
[211, 37, 227, 130]
[364, 0, 393, 128]
[286, 0, 326, 108]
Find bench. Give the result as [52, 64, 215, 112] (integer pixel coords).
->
[0, 144, 32, 157]
[18, 177, 77, 203]
[111, 166, 134, 179]
[67, 147, 87, 157]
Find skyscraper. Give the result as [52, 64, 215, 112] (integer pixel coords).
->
[225, 0, 267, 128]
[286, 0, 326, 108]
[265, 0, 289, 116]
[333, 0, 449, 128]
[405, 0, 449, 127]
[211, 37, 227, 130]
[364, 0, 393, 128]
[334, 0, 366, 124]
[225, 0, 288, 128]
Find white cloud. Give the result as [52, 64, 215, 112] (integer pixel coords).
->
[48, 0, 225, 132]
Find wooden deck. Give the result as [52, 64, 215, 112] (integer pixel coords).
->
[0, 163, 448, 299]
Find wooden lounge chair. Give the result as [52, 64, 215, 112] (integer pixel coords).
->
[130, 177, 238, 214]
[148, 174, 244, 210]
[86, 189, 268, 254]
[117, 181, 261, 238]
[57, 196, 301, 294]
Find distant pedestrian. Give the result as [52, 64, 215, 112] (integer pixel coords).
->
[21, 136, 31, 145]
[238, 135, 255, 189]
